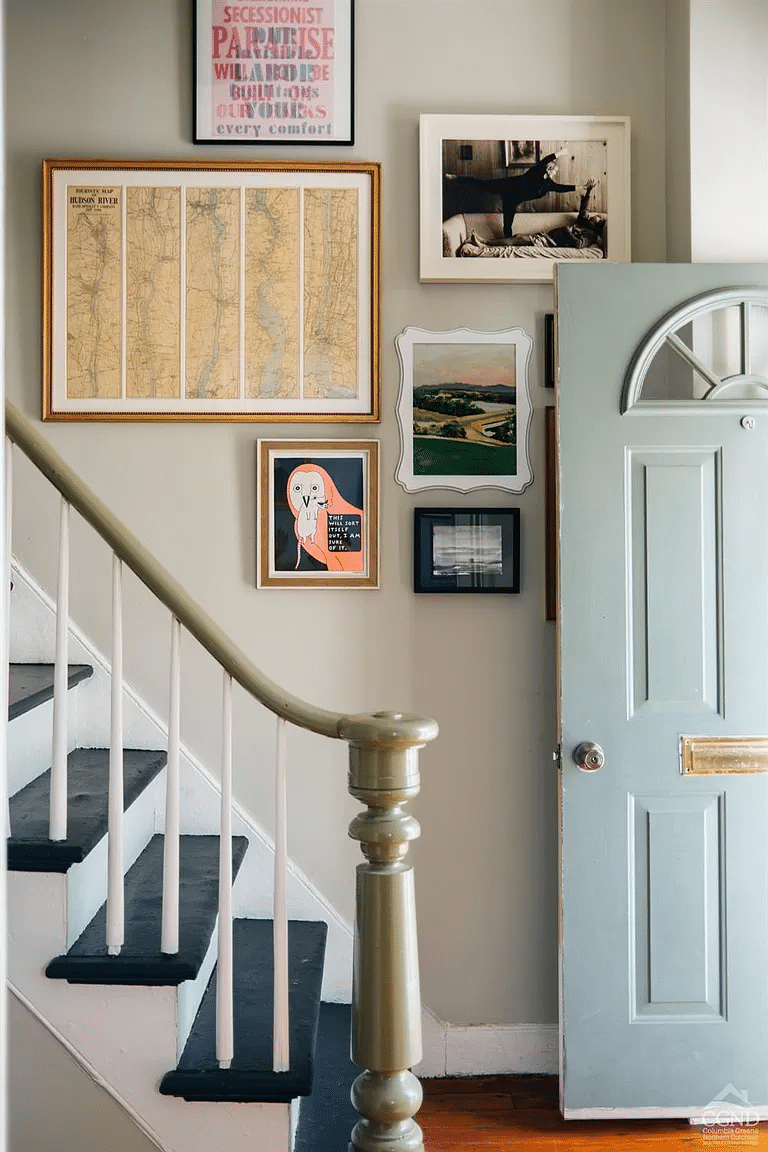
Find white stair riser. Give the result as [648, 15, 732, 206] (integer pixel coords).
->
[8, 699, 74, 796]
[177, 919, 219, 1060]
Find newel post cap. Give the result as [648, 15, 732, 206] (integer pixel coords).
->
[339, 711, 438, 797]
[337, 711, 439, 749]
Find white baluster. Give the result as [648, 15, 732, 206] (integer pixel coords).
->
[50, 497, 69, 841]
[162, 616, 180, 954]
[107, 554, 124, 955]
[273, 717, 289, 1072]
[216, 672, 234, 1069]
[5, 439, 12, 839]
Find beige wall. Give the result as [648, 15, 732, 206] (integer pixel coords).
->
[689, 0, 768, 261]
[5, 0, 667, 1030]
[9, 996, 159, 1152]
[665, 0, 691, 261]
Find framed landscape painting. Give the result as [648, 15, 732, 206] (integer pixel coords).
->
[43, 159, 379, 420]
[258, 439, 378, 588]
[420, 113, 631, 283]
[395, 326, 533, 494]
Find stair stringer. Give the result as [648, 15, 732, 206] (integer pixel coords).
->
[7, 872, 293, 1152]
[10, 559, 353, 1001]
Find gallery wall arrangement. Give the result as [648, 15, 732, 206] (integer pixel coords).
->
[40, 3, 631, 601]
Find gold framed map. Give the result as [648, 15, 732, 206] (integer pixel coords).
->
[43, 159, 380, 421]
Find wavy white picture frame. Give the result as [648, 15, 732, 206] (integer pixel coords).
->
[395, 326, 533, 494]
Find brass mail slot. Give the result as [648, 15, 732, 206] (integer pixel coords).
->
[680, 735, 768, 776]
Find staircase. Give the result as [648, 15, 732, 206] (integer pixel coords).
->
[4, 401, 438, 1152]
[7, 655, 353, 1150]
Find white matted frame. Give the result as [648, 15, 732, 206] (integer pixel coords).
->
[420, 113, 630, 284]
[258, 438, 378, 588]
[395, 326, 533, 494]
[43, 159, 379, 421]
[194, 0, 354, 146]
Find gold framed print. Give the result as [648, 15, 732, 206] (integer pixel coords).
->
[43, 159, 380, 421]
[258, 438, 378, 588]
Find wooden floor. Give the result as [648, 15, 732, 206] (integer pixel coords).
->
[419, 1076, 768, 1148]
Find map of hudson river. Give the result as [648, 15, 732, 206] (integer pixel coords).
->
[245, 188, 300, 399]
[186, 187, 240, 399]
[126, 187, 180, 398]
[65, 183, 359, 404]
[303, 188, 358, 400]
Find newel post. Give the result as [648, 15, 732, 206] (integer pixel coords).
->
[339, 710, 439, 1152]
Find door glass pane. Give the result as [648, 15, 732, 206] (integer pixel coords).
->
[641, 337, 697, 400]
[631, 297, 768, 407]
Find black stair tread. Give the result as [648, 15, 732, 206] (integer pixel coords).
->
[9, 662, 93, 721]
[7, 747, 168, 872]
[46, 834, 248, 985]
[160, 918, 328, 1102]
[295, 1003, 357, 1150]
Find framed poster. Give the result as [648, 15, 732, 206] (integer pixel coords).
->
[414, 507, 521, 594]
[43, 159, 379, 421]
[395, 326, 533, 494]
[420, 113, 631, 283]
[194, 0, 354, 145]
[258, 439, 378, 587]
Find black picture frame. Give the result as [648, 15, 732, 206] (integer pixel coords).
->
[194, 0, 355, 146]
[414, 507, 520, 594]
[544, 313, 555, 388]
[544, 406, 557, 620]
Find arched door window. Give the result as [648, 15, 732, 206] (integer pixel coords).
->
[622, 288, 768, 412]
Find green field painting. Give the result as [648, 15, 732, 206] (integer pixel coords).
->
[414, 437, 517, 476]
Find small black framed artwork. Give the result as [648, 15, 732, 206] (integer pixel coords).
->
[414, 507, 520, 594]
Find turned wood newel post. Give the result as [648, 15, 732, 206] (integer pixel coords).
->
[339, 710, 439, 1152]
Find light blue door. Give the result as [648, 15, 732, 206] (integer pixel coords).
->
[558, 263, 768, 1119]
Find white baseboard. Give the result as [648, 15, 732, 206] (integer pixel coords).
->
[415, 1008, 558, 1078]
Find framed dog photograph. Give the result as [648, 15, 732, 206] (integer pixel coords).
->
[420, 113, 630, 283]
[258, 439, 378, 588]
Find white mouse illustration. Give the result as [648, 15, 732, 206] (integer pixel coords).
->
[289, 470, 327, 568]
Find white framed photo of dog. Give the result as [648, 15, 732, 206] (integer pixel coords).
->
[258, 439, 379, 588]
[420, 113, 631, 283]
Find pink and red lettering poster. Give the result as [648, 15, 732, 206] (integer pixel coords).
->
[196, 0, 354, 143]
